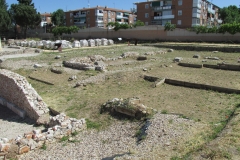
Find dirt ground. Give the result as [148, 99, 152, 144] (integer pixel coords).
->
[0, 43, 240, 159]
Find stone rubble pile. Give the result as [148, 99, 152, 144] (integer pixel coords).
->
[12, 38, 114, 49]
[63, 55, 108, 71]
[0, 113, 86, 156]
[144, 50, 167, 55]
[101, 97, 152, 119]
[0, 138, 11, 152]
[0, 69, 49, 124]
[121, 52, 140, 58]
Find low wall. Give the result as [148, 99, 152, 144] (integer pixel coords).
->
[0, 69, 49, 124]
[178, 63, 240, 71]
[165, 78, 240, 94]
[32, 26, 240, 43]
[204, 63, 240, 71]
[178, 63, 203, 68]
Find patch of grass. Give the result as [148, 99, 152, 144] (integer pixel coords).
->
[170, 156, 182, 160]
[86, 119, 102, 130]
[161, 109, 168, 114]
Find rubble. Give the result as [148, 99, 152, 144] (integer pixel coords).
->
[101, 97, 152, 119]
[0, 113, 86, 155]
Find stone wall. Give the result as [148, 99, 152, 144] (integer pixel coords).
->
[0, 69, 49, 124]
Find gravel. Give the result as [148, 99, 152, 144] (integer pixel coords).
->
[19, 113, 205, 159]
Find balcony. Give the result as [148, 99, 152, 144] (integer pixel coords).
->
[95, 10, 103, 16]
[192, 13, 200, 18]
[191, 24, 200, 27]
[116, 15, 123, 19]
[193, 3, 201, 9]
[79, 13, 87, 17]
[96, 20, 103, 23]
[154, 14, 174, 20]
[208, 8, 215, 14]
[152, 5, 174, 11]
[218, 19, 223, 24]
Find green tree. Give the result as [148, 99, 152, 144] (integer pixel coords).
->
[52, 26, 79, 39]
[164, 22, 176, 31]
[0, 0, 11, 33]
[10, 0, 41, 38]
[219, 5, 240, 24]
[132, 20, 144, 28]
[51, 9, 65, 26]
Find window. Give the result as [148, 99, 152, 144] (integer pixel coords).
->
[177, 20, 181, 25]
[178, 10, 182, 16]
[178, 0, 182, 5]
[112, 12, 114, 15]
[145, 4, 149, 9]
[87, 11, 90, 14]
[145, 13, 149, 18]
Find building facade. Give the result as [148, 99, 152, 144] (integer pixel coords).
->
[65, 6, 135, 29]
[135, 0, 222, 28]
[40, 13, 52, 27]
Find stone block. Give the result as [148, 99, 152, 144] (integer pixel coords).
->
[0, 143, 11, 152]
[18, 146, 30, 154]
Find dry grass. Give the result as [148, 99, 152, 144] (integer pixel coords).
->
[8, 43, 240, 159]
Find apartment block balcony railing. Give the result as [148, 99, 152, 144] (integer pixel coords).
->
[192, 13, 200, 18]
[154, 14, 174, 20]
[193, 3, 201, 9]
[152, 5, 175, 11]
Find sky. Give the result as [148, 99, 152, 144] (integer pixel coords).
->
[6, 0, 240, 14]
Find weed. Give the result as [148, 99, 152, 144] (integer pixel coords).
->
[140, 135, 146, 140]
[60, 136, 69, 142]
[161, 109, 168, 114]
[170, 156, 181, 160]
[168, 119, 173, 124]
[41, 142, 47, 150]
[71, 131, 78, 136]
[135, 130, 141, 137]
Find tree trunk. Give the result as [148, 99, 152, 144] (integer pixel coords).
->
[23, 26, 27, 39]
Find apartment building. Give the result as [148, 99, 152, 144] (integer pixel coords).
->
[135, 0, 223, 28]
[40, 13, 52, 27]
[65, 6, 135, 29]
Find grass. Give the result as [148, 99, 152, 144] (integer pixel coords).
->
[6, 43, 240, 159]
[40, 142, 47, 150]
[60, 136, 69, 142]
[86, 118, 102, 131]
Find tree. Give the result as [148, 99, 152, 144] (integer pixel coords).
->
[219, 5, 240, 24]
[0, 0, 11, 33]
[10, 0, 41, 38]
[164, 22, 176, 31]
[51, 9, 65, 26]
[52, 26, 79, 39]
